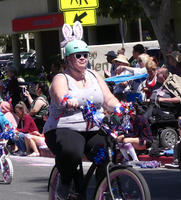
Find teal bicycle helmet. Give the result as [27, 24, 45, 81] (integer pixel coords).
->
[65, 39, 89, 57]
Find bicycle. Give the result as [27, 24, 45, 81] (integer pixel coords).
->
[48, 100, 151, 200]
[0, 128, 14, 184]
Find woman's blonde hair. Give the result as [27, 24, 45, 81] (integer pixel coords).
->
[145, 58, 158, 71]
[15, 101, 29, 114]
[138, 53, 150, 66]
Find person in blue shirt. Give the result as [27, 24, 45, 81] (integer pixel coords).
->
[0, 111, 12, 133]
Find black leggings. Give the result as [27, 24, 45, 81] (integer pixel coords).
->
[45, 128, 106, 184]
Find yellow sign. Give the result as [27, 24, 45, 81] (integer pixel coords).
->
[59, 0, 99, 11]
[64, 9, 96, 26]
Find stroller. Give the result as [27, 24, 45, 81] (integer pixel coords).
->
[134, 98, 181, 149]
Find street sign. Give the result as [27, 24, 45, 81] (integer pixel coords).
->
[64, 9, 96, 26]
[59, 0, 99, 11]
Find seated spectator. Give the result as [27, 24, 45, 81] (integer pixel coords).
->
[141, 58, 158, 100]
[24, 109, 49, 157]
[115, 53, 150, 101]
[11, 102, 40, 156]
[24, 133, 47, 157]
[116, 114, 153, 162]
[23, 82, 49, 133]
[112, 54, 132, 100]
[149, 67, 181, 104]
[143, 67, 181, 121]
[117, 114, 153, 150]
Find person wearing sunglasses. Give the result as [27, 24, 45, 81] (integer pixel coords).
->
[43, 22, 123, 199]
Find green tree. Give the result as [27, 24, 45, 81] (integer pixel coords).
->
[98, 0, 181, 61]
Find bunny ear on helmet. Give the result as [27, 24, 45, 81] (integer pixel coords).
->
[62, 23, 73, 40]
[73, 21, 83, 40]
[61, 23, 73, 47]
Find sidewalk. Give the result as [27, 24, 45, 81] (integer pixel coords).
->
[39, 147, 174, 166]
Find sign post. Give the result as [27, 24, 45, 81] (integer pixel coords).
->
[59, 0, 99, 11]
[59, 0, 99, 26]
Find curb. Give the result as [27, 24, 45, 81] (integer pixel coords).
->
[39, 147, 174, 166]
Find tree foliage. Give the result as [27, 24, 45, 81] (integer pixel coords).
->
[98, 0, 145, 20]
[98, 0, 181, 59]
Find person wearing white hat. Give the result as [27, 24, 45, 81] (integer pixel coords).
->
[111, 54, 132, 100]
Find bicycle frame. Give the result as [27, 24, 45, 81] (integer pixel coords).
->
[48, 100, 151, 200]
[76, 129, 128, 200]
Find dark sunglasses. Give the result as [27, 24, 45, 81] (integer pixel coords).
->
[74, 53, 89, 59]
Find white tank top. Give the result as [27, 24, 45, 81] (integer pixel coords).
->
[43, 70, 104, 133]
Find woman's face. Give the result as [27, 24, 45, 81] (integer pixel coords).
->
[15, 108, 23, 118]
[68, 52, 89, 73]
[147, 69, 157, 79]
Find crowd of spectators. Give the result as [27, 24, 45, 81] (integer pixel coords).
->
[104, 44, 181, 168]
[0, 44, 181, 166]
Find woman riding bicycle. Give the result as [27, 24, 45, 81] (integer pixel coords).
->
[43, 21, 122, 199]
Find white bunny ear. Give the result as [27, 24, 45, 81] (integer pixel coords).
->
[62, 23, 73, 41]
[73, 21, 83, 40]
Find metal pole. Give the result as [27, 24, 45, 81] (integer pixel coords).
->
[138, 17, 143, 41]
[120, 18, 125, 48]
[25, 33, 30, 52]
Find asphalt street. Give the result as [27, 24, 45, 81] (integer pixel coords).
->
[0, 155, 181, 200]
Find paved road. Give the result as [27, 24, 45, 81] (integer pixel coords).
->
[0, 155, 181, 200]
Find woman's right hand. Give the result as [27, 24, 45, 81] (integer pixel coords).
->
[66, 98, 79, 110]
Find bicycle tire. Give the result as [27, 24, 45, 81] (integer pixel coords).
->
[2, 157, 14, 184]
[48, 165, 78, 200]
[48, 166, 60, 200]
[94, 166, 151, 200]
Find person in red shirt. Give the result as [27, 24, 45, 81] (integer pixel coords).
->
[15, 103, 39, 133]
[11, 101, 40, 156]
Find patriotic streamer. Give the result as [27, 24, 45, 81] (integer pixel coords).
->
[81, 100, 119, 138]
[81, 100, 136, 137]
[55, 94, 73, 120]
[114, 101, 136, 133]
[0, 127, 14, 140]
[59, 94, 72, 106]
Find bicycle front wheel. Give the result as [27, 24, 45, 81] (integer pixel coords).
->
[94, 166, 151, 200]
[2, 157, 14, 184]
[48, 166, 60, 200]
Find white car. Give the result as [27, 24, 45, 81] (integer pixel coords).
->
[21, 51, 35, 65]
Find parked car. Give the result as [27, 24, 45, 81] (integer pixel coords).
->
[24, 53, 36, 68]
[0, 53, 13, 61]
[21, 51, 35, 65]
